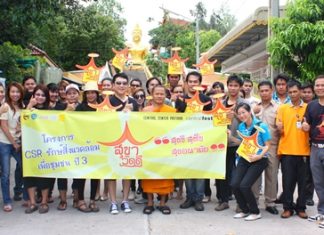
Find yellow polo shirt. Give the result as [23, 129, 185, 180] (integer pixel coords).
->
[276, 101, 310, 156]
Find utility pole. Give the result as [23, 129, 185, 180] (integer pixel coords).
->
[195, 16, 200, 64]
[268, 0, 280, 80]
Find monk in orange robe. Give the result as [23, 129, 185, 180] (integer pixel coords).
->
[142, 85, 175, 215]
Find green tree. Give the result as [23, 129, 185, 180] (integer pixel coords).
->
[149, 22, 191, 50]
[145, 54, 168, 82]
[0, 42, 33, 82]
[268, 0, 324, 81]
[176, 30, 221, 66]
[0, 0, 126, 71]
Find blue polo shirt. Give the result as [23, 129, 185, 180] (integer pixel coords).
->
[272, 92, 291, 105]
[237, 117, 272, 155]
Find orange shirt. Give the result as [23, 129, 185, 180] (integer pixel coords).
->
[276, 102, 310, 156]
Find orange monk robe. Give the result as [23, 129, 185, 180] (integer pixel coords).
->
[142, 104, 175, 195]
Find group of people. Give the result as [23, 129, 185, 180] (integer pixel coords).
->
[0, 71, 323, 228]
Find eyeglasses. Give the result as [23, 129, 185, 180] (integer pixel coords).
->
[134, 94, 145, 99]
[115, 81, 128, 86]
[173, 91, 183, 94]
[131, 84, 141, 88]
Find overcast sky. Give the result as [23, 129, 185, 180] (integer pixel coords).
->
[118, 0, 288, 44]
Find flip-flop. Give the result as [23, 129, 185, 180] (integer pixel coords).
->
[100, 196, 108, 201]
[3, 204, 12, 212]
[143, 205, 155, 215]
[157, 205, 171, 215]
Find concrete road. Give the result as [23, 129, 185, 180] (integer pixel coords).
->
[0, 168, 322, 234]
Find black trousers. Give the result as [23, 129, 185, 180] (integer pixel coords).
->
[24, 177, 52, 190]
[204, 179, 212, 197]
[74, 179, 99, 201]
[216, 146, 237, 203]
[131, 179, 136, 191]
[231, 157, 268, 214]
[281, 155, 307, 212]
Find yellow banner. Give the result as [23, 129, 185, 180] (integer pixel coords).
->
[22, 110, 227, 179]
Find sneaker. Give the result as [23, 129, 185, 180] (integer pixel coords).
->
[319, 221, 324, 229]
[234, 212, 249, 219]
[308, 214, 324, 222]
[121, 201, 132, 213]
[215, 202, 229, 211]
[128, 191, 136, 201]
[202, 196, 211, 203]
[134, 197, 148, 204]
[245, 213, 261, 221]
[109, 203, 119, 215]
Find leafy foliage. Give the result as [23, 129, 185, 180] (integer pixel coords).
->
[268, 0, 324, 82]
[176, 30, 221, 66]
[0, 0, 126, 73]
[0, 42, 34, 82]
[148, 1, 235, 72]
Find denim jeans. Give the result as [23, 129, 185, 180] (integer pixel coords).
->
[231, 157, 268, 214]
[310, 146, 324, 214]
[185, 179, 205, 202]
[0, 142, 23, 204]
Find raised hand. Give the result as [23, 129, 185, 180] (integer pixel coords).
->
[253, 104, 262, 115]
[302, 117, 310, 132]
[27, 97, 38, 109]
[276, 118, 284, 134]
[123, 99, 133, 112]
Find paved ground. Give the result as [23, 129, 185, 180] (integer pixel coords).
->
[0, 161, 323, 235]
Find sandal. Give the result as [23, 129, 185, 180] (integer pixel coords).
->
[78, 201, 91, 213]
[143, 205, 155, 215]
[3, 204, 12, 212]
[57, 201, 67, 211]
[100, 195, 108, 201]
[39, 203, 49, 214]
[73, 199, 79, 209]
[157, 205, 171, 215]
[25, 204, 38, 214]
[89, 202, 100, 212]
[21, 201, 29, 208]
[47, 196, 54, 203]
